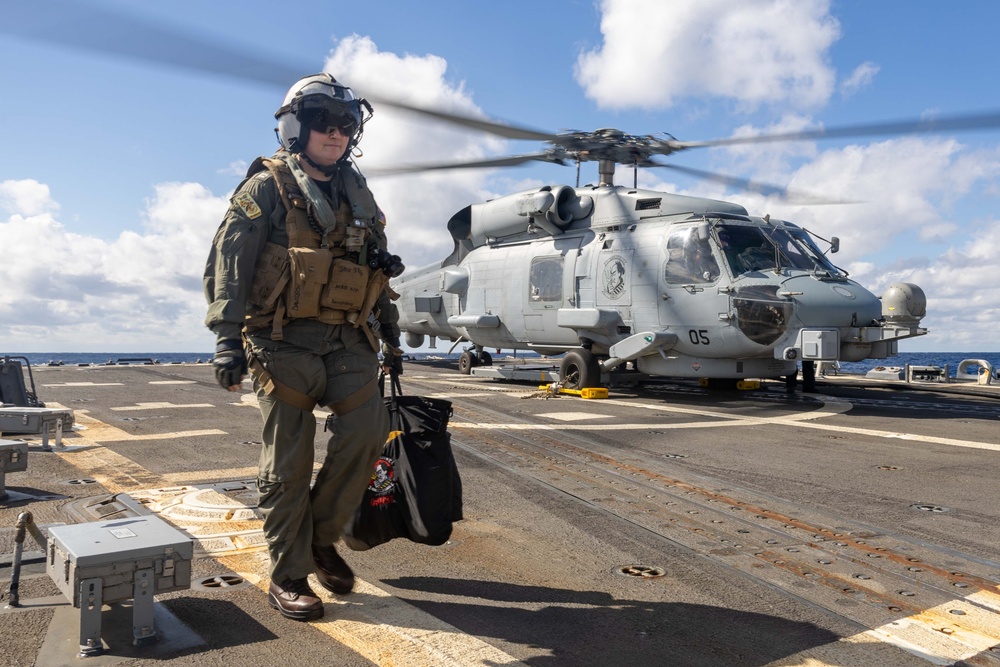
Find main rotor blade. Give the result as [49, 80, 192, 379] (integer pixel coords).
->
[652, 163, 857, 205]
[365, 153, 559, 176]
[364, 95, 561, 143]
[675, 110, 1000, 149]
[2, 2, 562, 144]
[1, 1, 303, 88]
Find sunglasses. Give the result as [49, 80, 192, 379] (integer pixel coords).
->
[305, 112, 357, 137]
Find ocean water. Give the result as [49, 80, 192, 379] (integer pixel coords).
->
[834, 352, 998, 378]
[5, 350, 997, 378]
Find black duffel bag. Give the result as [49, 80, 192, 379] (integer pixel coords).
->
[343, 372, 463, 550]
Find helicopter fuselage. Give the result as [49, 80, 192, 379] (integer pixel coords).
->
[392, 184, 926, 381]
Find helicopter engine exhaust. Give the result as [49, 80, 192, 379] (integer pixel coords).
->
[471, 186, 593, 245]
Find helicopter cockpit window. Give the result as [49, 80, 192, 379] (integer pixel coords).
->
[761, 227, 815, 271]
[716, 224, 777, 274]
[784, 227, 842, 274]
[664, 227, 719, 284]
[716, 223, 843, 276]
[529, 256, 563, 302]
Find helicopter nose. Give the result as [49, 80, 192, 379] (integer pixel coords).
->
[782, 276, 882, 327]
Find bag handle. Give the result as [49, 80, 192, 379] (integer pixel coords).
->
[379, 365, 403, 399]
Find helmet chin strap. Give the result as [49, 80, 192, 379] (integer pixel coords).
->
[298, 151, 342, 177]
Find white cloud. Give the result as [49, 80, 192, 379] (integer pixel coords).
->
[323, 35, 509, 268]
[865, 220, 1000, 351]
[0, 180, 227, 352]
[840, 61, 879, 97]
[219, 160, 248, 177]
[575, 0, 840, 110]
[0, 179, 59, 217]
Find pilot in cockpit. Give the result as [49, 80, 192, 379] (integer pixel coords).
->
[684, 240, 719, 282]
[665, 229, 719, 284]
[737, 241, 774, 273]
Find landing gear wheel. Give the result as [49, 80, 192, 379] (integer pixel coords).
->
[560, 349, 601, 390]
[458, 351, 478, 375]
[478, 351, 493, 367]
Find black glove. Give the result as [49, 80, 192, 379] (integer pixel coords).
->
[381, 339, 403, 375]
[213, 339, 247, 390]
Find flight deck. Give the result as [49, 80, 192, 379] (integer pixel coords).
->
[1, 359, 999, 667]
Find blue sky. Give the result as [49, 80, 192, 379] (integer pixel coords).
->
[1, 0, 998, 353]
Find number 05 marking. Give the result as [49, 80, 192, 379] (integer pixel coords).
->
[688, 329, 710, 345]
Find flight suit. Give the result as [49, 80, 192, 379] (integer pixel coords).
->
[204, 157, 396, 583]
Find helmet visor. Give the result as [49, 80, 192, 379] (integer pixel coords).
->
[293, 95, 361, 135]
[302, 108, 358, 137]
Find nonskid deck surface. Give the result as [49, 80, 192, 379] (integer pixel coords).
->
[1, 361, 999, 667]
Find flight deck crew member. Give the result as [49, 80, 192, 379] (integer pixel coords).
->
[204, 73, 403, 621]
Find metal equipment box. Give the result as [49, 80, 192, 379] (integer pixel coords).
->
[0, 407, 74, 450]
[0, 438, 28, 500]
[46, 515, 193, 655]
[798, 329, 839, 360]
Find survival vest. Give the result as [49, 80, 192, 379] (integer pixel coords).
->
[243, 157, 391, 345]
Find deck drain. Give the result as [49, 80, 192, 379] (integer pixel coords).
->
[63, 478, 99, 485]
[193, 574, 249, 591]
[911, 504, 951, 513]
[662, 453, 688, 459]
[616, 565, 666, 579]
[876, 465, 903, 471]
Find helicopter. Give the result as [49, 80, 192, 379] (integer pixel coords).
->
[6, 2, 1000, 392]
[371, 116, 941, 390]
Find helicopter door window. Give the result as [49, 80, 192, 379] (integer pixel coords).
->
[529, 256, 563, 302]
[664, 227, 718, 284]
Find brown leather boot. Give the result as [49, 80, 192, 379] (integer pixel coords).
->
[268, 578, 324, 621]
[312, 544, 355, 595]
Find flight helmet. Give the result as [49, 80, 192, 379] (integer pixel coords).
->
[274, 73, 367, 157]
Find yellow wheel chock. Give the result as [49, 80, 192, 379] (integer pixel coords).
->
[538, 384, 609, 399]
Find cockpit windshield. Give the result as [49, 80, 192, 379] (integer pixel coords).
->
[784, 227, 842, 274]
[714, 222, 841, 277]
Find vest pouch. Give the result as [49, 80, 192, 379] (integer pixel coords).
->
[320, 259, 370, 312]
[248, 242, 290, 313]
[286, 247, 332, 319]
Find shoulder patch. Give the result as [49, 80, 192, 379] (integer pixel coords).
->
[234, 191, 262, 219]
[377, 207, 387, 226]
